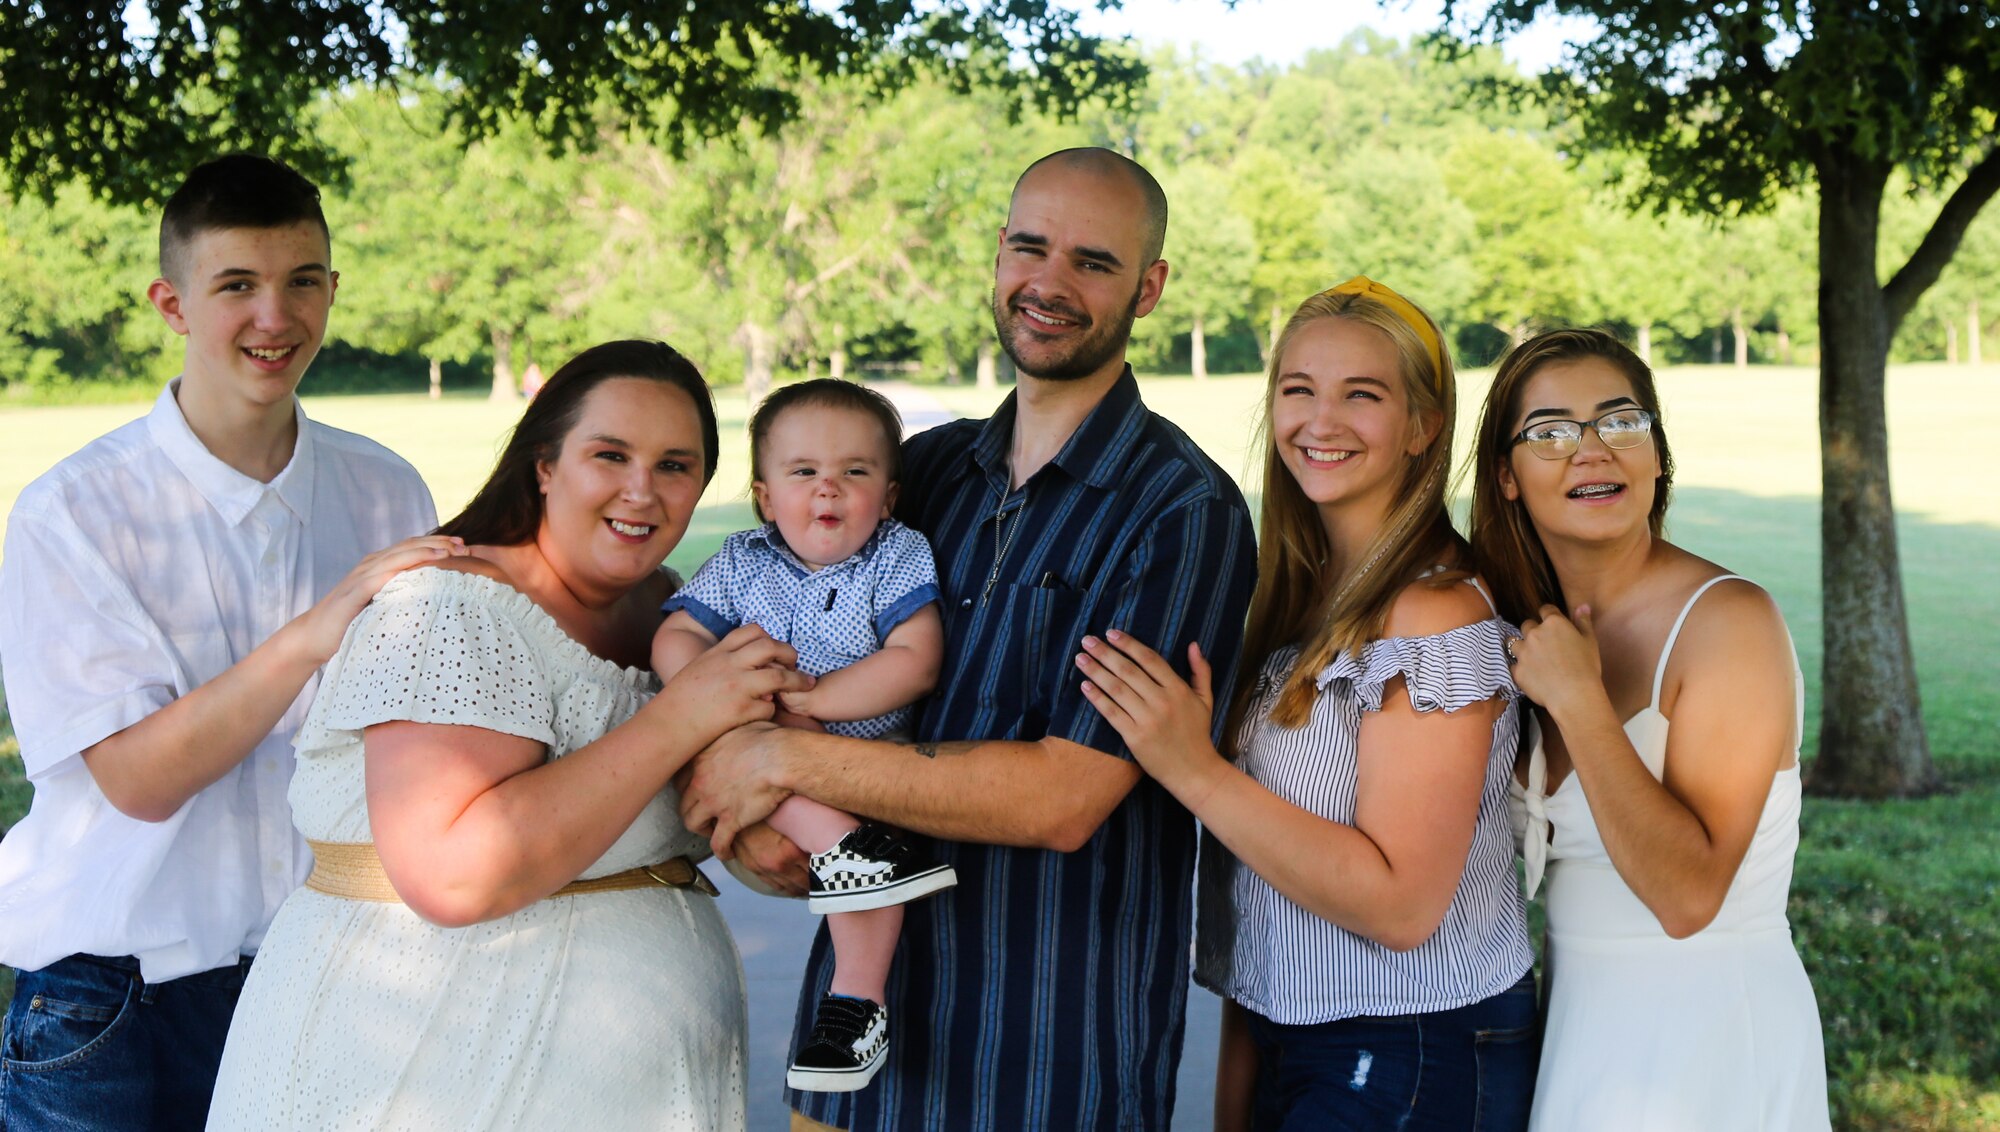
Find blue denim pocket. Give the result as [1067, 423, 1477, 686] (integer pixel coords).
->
[3, 963, 139, 1073]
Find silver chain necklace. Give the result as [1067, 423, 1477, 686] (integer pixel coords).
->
[980, 477, 1024, 606]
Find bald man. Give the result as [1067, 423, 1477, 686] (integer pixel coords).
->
[683, 148, 1258, 1131]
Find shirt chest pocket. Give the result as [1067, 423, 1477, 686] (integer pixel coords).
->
[987, 583, 1086, 732]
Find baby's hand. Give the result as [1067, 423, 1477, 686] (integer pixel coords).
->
[774, 686, 822, 730]
[772, 703, 825, 732]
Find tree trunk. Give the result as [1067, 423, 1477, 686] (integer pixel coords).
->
[741, 319, 776, 407]
[1191, 310, 1209, 381]
[975, 342, 998, 391]
[1946, 318, 1959, 364]
[1808, 157, 1934, 797]
[942, 356, 962, 385]
[489, 326, 517, 402]
[427, 357, 442, 401]
[1266, 301, 1283, 365]
[1777, 324, 1794, 366]
[830, 322, 847, 381]
[1732, 307, 1749, 367]
[1969, 299, 1982, 365]
[1710, 325, 1722, 364]
[1636, 322, 1653, 366]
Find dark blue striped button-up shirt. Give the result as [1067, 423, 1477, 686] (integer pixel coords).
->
[790, 369, 1258, 1131]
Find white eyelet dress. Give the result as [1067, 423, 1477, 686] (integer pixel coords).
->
[1510, 575, 1829, 1131]
[207, 568, 747, 1131]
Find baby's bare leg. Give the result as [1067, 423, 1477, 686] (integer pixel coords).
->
[768, 794, 858, 854]
[771, 795, 897, 1004]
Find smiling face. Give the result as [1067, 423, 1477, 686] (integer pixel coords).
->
[147, 222, 336, 417]
[991, 161, 1168, 383]
[752, 403, 896, 569]
[535, 377, 708, 599]
[1271, 316, 1433, 541]
[1499, 357, 1662, 545]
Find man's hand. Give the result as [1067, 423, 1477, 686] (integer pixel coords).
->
[729, 821, 811, 896]
[679, 722, 793, 858]
[290, 535, 468, 664]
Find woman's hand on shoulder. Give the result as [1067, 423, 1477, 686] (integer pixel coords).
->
[1511, 604, 1606, 716]
[1076, 630, 1228, 804]
[654, 624, 815, 745]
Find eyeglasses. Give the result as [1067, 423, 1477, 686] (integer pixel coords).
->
[1511, 408, 1655, 460]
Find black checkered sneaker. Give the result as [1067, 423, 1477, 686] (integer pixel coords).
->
[806, 821, 957, 914]
[787, 994, 889, 1093]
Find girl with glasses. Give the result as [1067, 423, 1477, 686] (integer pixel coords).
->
[1076, 279, 1536, 1130]
[1470, 328, 1830, 1131]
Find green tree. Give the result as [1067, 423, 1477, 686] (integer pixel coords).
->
[0, 2, 1144, 207]
[1569, 187, 1706, 365]
[316, 91, 486, 397]
[1231, 145, 1338, 360]
[1445, 1, 2000, 796]
[0, 187, 161, 391]
[1157, 165, 1255, 379]
[860, 81, 1050, 389]
[1443, 129, 1591, 344]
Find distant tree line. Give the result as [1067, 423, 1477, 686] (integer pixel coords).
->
[3, 33, 1996, 402]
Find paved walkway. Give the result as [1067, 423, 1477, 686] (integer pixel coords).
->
[866, 380, 959, 437]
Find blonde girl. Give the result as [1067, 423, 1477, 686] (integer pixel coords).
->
[1076, 279, 1535, 1131]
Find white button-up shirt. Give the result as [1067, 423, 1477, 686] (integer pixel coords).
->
[0, 381, 435, 981]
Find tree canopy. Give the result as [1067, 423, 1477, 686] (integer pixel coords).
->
[0, 0, 1144, 206]
[6, 33, 1997, 405]
[1442, 0, 2000, 796]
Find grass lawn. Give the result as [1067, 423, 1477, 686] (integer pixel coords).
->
[1, 362, 1995, 1128]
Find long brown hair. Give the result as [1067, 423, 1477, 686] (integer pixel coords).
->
[1223, 288, 1465, 747]
[1468, 328, 1676, 622]
[437, 340, 719, 546]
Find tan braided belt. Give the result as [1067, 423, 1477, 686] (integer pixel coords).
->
[304, 840, 720, 903]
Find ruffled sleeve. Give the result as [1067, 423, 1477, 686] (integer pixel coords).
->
[1314, 618, 1520, 714]
[304, 569, 558, 748]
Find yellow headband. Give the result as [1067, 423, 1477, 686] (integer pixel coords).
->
[1320, 275, 1444, 385]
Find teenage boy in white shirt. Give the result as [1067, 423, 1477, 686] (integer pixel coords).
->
[0, 154, 462, 1130]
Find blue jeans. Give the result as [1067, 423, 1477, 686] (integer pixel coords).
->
[1, 954, 251, 1132]
[1246, 974, 1539, 1132]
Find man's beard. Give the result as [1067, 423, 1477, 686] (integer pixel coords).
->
[992, 283, 1142, 382]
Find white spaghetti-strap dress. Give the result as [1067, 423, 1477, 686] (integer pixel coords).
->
[207, 569, 747, 1131]
[1511, 576, 1830, 1131]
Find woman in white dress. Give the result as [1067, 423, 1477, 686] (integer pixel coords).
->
[1469, 328, 1830, 1131]
[208, 340, 811, 1130]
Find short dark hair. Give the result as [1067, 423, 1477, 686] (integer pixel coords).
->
[438, 340, 719, 547]
[748, 379, 905, 522]
[159, 154, 330, 282]
[1014, 147, 1169, 265]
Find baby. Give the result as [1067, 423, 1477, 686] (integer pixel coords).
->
[654, 379, 953, 1094]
